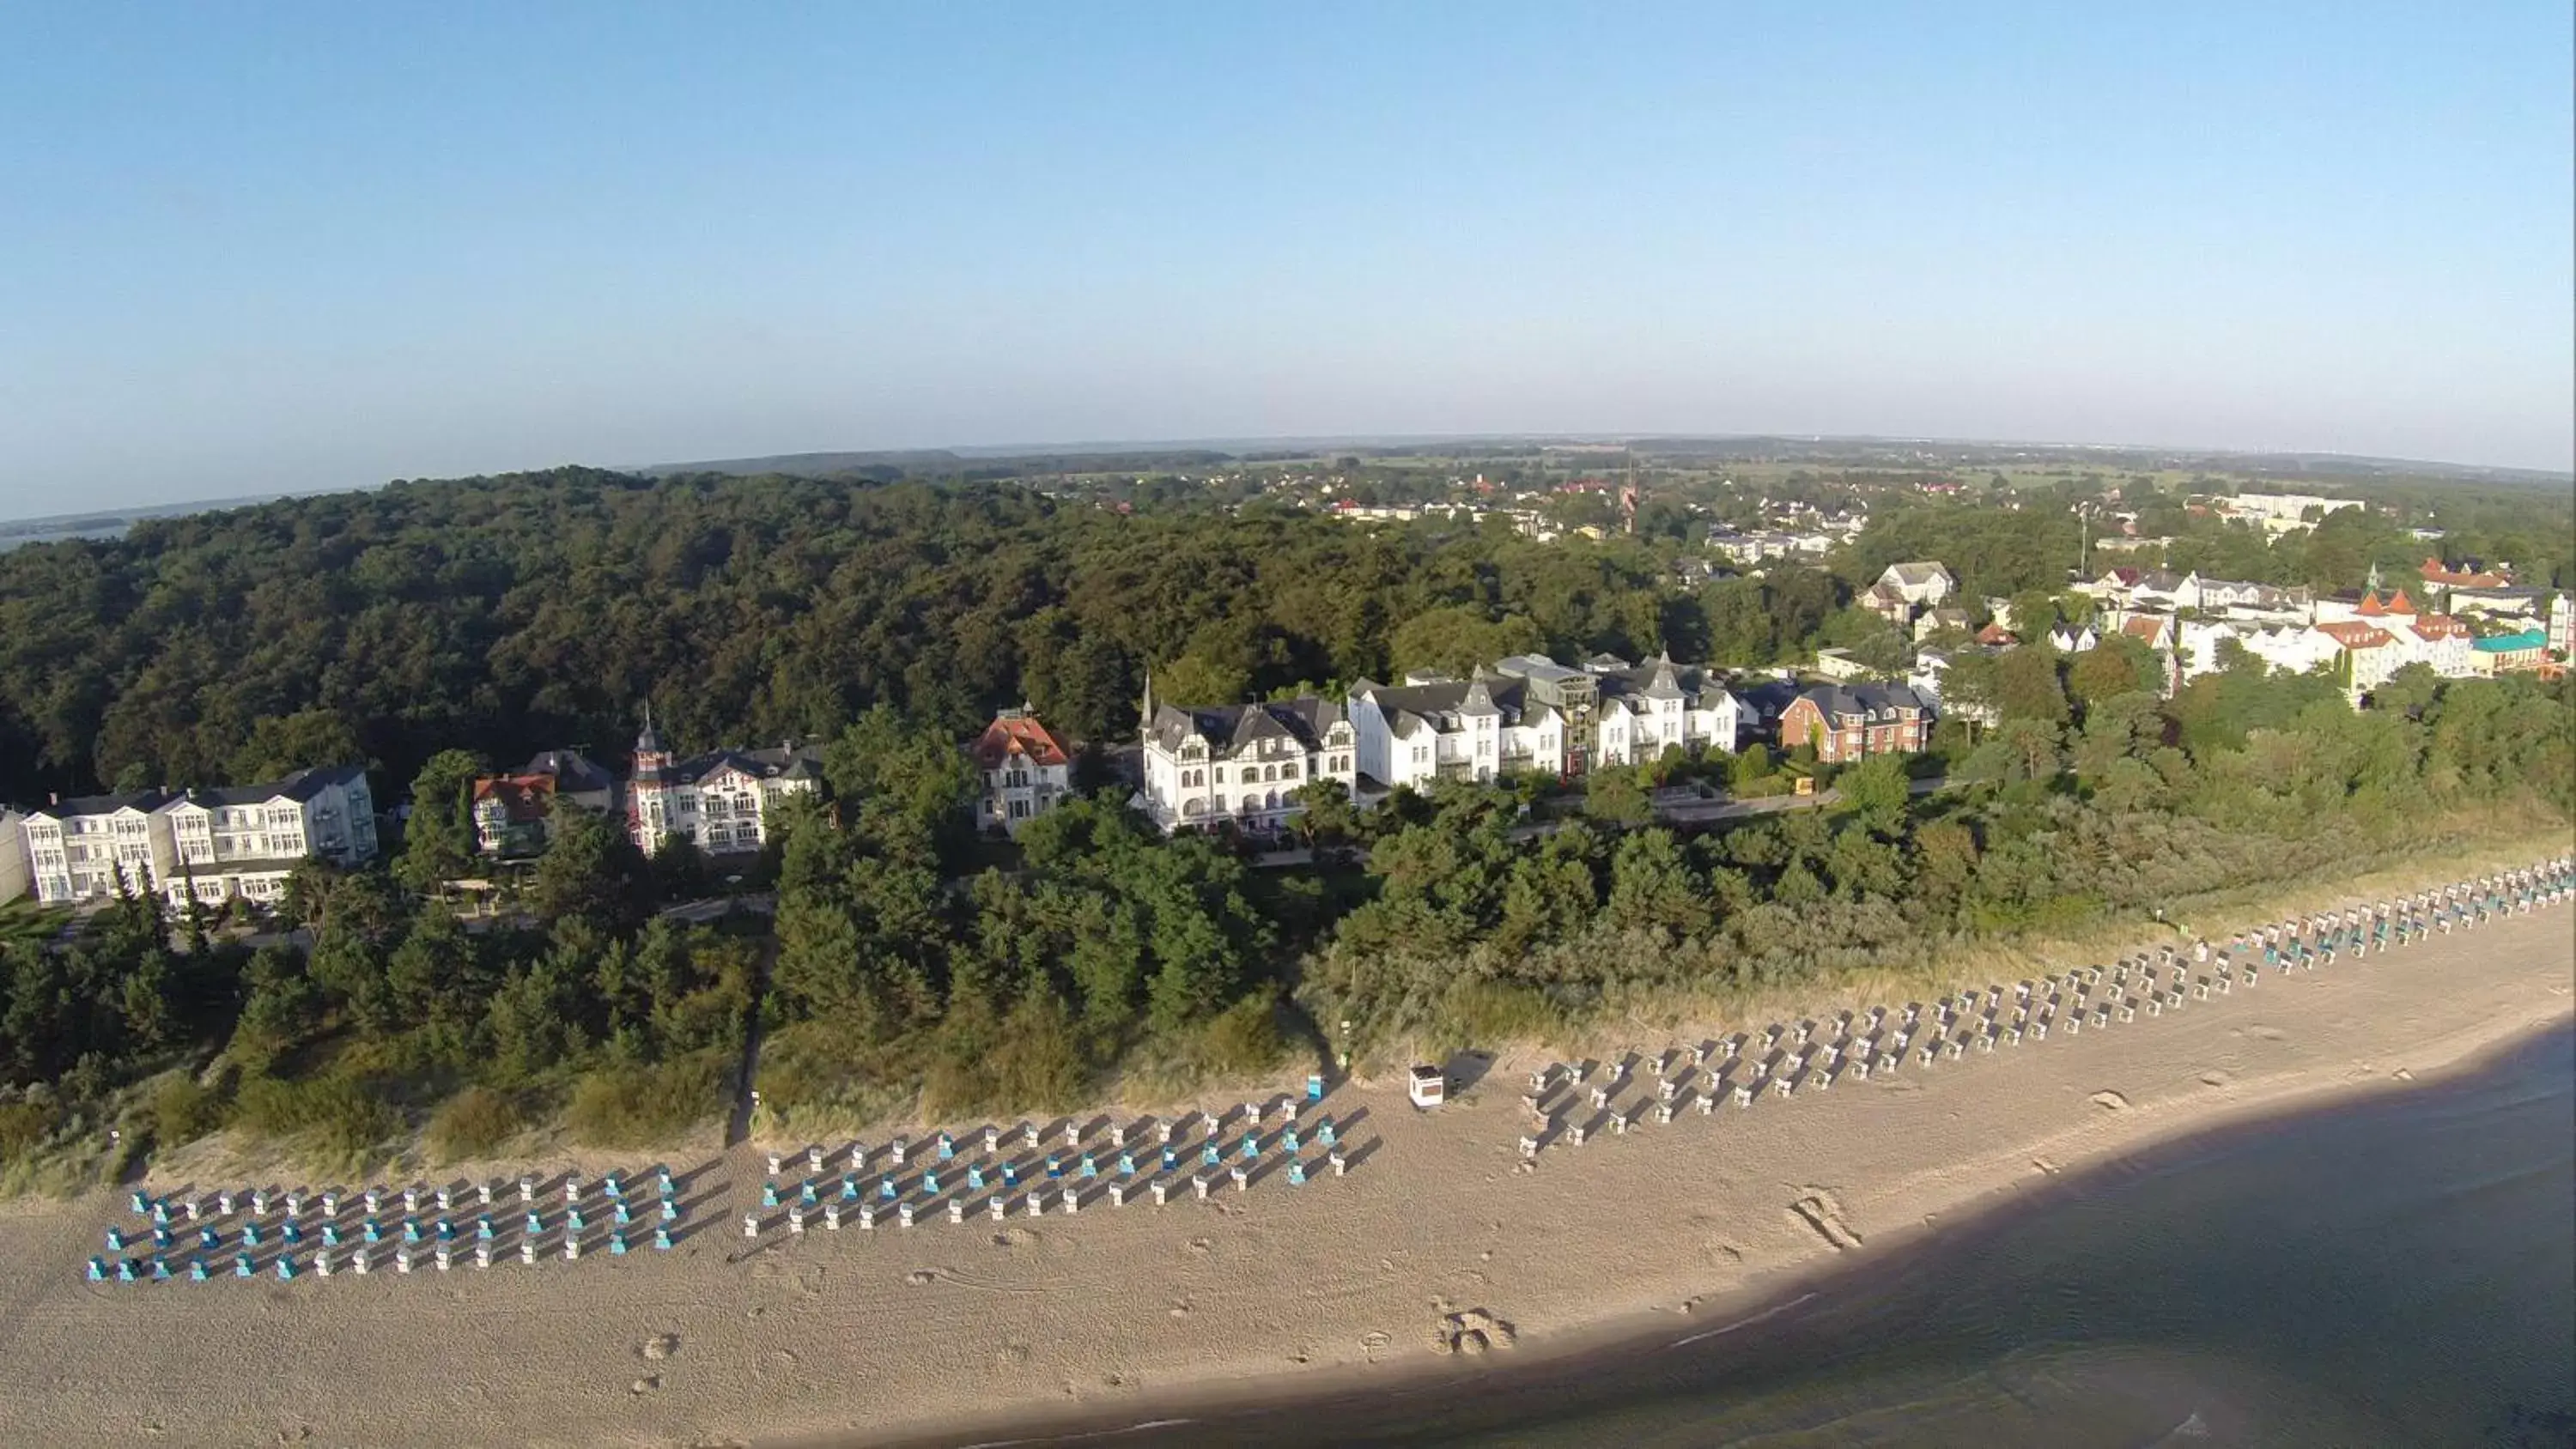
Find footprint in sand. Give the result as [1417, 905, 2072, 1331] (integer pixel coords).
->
[640, 1334, 680, 1361]
[2090, 1090, 2130, 1112]
[1789, 1193, 1863, 1250]
[2200, 1070, 2233, 1088]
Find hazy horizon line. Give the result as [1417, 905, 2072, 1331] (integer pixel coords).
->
[8, 430, 2569, 530]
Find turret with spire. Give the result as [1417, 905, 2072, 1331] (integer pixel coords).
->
[629, 703, 676, 853]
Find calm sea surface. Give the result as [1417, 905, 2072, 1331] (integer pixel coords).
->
[1003, 1026, 2576, 1448]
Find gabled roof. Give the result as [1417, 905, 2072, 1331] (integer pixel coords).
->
[653, 743, 826, 788]
[1880, 561, 1953, 587]
[471, 773, 556, 823]
[30, 790, 173, 822]
[1794, 682, 1928, 720]
[2421, 556, 2508, 588]
[2409, 615, 2471, 642]
[164, 764, 369, 813]
[2316, 620, 2396, 650]
[520, 749, 617, 796]
[1149, 698, 1347, 755]
[970, 712, 1072, 770]
[1352, 676, 1533, 733]
[1595, 657, 1734, 712]
[1974, 622, 2017, 646]
[2118, 615, 2171, 643]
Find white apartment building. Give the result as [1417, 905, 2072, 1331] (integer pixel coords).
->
[0, 809, 29, 906]
[19, 791, 177, 906]
[157, 765, 380, 908]
[970, 708, 1074, 837]
[1589, 654, 1743, 765]
[14, 764, 379, 910]
[1139, 685, 1357, 833]
[2218, 493, 2366, 535]
[1349, 676, 1563, 791]
[626, 719, 824, 857]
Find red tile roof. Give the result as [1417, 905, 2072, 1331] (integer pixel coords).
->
[970, 712, 1072, 770]
[2421, 556, 2507, 588]
[2316, 620, 2396, 650]
[471, 773, 556, 822]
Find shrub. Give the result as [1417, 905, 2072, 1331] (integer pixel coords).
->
[424, 1086, 525, 1162]
[231, 1074, 399, 1160]
[150, 1075, 228, 1149]
[1196, 990, 1288, 1078]
[0, 1100, 57, 1163]
[564, 1056, 726, 1149]
[1435, 979, 1562, 1049]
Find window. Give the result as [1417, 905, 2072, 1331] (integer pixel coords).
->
[1262, 765, 1277, 783]
[1280, 760, 1298, 779]
[1009, 799, 1029, 820]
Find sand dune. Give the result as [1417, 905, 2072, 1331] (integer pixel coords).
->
[0, 877, 2567, 1449]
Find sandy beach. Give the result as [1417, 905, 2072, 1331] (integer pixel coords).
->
[1, 868, 2568, 1449]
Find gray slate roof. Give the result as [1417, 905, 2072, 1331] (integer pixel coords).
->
[520, 749, 617, 796]
[1149, 697, 1347, 755]
[30, 790, 173, 820]
[169, 764, 369, 810]
[1797, 682, 1929, 720]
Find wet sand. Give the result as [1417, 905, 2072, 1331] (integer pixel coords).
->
[0, 876, 2568, 1448]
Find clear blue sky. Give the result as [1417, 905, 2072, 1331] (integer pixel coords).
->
[3, 2, 2569, 515]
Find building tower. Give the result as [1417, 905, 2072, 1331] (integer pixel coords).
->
[628, 706, 677, 853]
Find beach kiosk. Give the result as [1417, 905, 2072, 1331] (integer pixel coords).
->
[1407, 1064, 1447, 1109]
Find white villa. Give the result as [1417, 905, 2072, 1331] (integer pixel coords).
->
[969, 708, 1074, 837]
[626, 718, 825, 857]
[1139, 684, 1358, 833]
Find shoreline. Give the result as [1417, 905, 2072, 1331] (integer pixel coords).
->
[0, 876, 2566, 1447]
[898, 1010, 2576, 1449]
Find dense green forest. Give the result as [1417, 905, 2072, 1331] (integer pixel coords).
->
[0, 468, 2568, 1185]
[5, 465, 2560, 804]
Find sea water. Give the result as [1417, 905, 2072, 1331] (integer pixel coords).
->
[1012, 1026, 2576, 1447]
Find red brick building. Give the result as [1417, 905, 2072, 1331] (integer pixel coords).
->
[1780, 682, 1932, 765]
